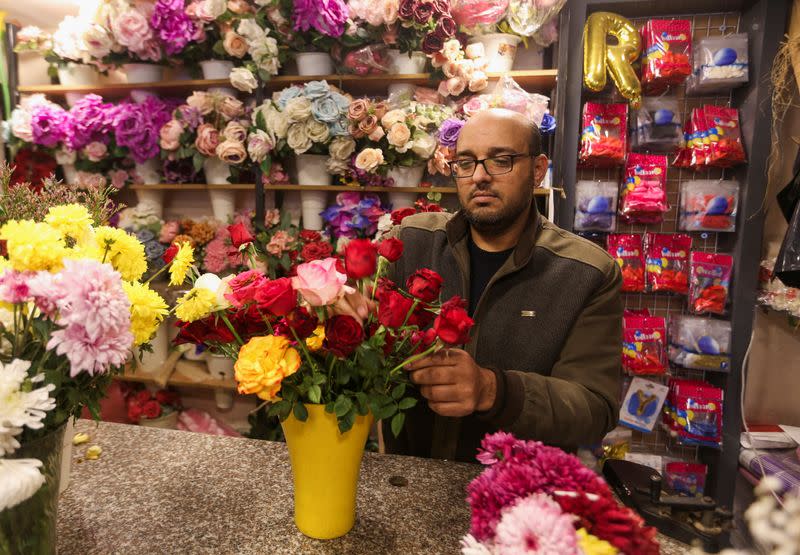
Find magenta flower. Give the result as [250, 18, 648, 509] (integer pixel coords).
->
[151, 0, 197, 55]
[30, 104, 71, 148]
[68, 94, 114, 150]
[0, 270, 33, 304]
[293, 0, 349, 37]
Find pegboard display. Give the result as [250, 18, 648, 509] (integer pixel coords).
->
[575, 12, 744, 461]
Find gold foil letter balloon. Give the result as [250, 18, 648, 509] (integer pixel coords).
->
[583, 12, 642, 106]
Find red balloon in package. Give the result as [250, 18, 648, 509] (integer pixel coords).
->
[607, 234, 645, 292]
[579, 102, 627, 168]
[645, 232, 692, 294]
[690, 107, 710, 168]
[662, 378, 723, 449]
[703, 105, 747, 167]
[622, 314, 668, 375]
[672, 117, 694, 168]
[620, 153, 669, 224]
[641, 19, 693, 93]
[689, 251, 734, 315]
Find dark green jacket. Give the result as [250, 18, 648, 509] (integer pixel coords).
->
[383, 208, 623, 461]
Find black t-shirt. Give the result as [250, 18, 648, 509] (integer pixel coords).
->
[467, 235, 514, 317]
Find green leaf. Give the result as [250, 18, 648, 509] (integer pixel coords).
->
[192, 152, 204, 173]
[212, 40, 226, 56]
[256, 109, 267, 131]
[354, 392, 369, 414]
[312, 374, 326, 385]
[398, 397, 417, 410]
[390, 412, 405, 437]
[338, 410, 356, 433]
[325, 401, 336, 413]
[373, 402, 397, 421]
[293, 402, 308, 421]
[334, 395, 352, 417]
[391, 383, 406, 400]
[308, 384, 322, 404]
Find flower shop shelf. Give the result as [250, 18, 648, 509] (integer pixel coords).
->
[117, 360, 237, 391]
[17, 70, 558, 99]
[129, 183, 553, 195]
[129, 183, 255, 190]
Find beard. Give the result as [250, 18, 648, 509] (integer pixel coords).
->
[462, 191, 534, 235]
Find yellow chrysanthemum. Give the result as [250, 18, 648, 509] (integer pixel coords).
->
[0, 220, 67, 272]
[306, 325, 325, 352]
[577, 529, 618, 555]
[169, 242, 195, 286]
[234, 335, 300, 401]
[175, 287, 217, 323]
[93, 226, 147, 282]
[44, 204, 93, 241]
[123, 282, 169, 345]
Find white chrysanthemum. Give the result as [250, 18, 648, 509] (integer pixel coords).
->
[0, 359, 56, 456]
[460, 534, 493, 555]
[0, 458, 45, 511]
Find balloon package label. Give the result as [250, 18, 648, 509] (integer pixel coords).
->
[620, 153, 669, 224]
[608, 233, 645, 292]
[633, 97, 683, 153]
[662, 378, 723, 449]
[689, 251, 734, 315]
[620, 377, 669, 433]
[622, 314, 668, 375]
[687, 33, 749, 94]
[641, 19, 692, 93]
[703, 106, 746, 167]
[668, 315, 731, 372]
[679, 180, 739, 232]
[645, 232, 692, 294]
[665, 462, 708, 496]
[579, 102, 627, 168]
[575, 180, 618, 231]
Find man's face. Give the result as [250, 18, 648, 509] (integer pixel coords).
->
[454, 111, 548, 234]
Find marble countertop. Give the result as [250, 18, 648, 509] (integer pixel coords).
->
[58, 420, 691, 554]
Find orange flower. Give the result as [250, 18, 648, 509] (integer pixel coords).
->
[234, 335, 300, 401]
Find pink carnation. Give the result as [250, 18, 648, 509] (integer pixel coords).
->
[0, 270, 33, 304]
[493, 493, 579, 554]
[26, 271, 64, 317]
[202, 237, 231, 274]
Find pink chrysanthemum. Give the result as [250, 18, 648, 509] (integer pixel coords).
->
[25, 271, 63, 317]
[493, 493, 579, 554]
[202, 237, 230, 274]
[0, 270, 33, 304]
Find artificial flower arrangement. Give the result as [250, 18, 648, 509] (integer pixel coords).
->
[429, 39, 490, 97]
[226, 13, 285, 93]
[393, 0, 458, 55]
[262, 0, 355, 56]
[321, 191, 389, 240]
[372, 199, 446, 242]
[13, 18, 101, 79]
[253, 209, 336, 278]
[5, 146, 57, 191]
[125, 386, 182, 424]
[460, 432, 660, 555]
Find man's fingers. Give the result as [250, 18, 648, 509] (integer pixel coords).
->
[408, 366, 458, 386]
[404, 350, 459, 371]
[428, 402, 468, 417]
[420, 384, 461, 403]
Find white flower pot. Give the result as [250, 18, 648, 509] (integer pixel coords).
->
[59, 418, 74, 494]
[182, 345, 207, 361]
[295, 52, 333, 76]
[209, 190, 236, 222]
[387, 165, 425, 209]
[136, 322, 169, 374]
[200, 60, 234, 80]
[61, 164, 78, 185]
[65, 92, 90, 107]
[135, 189, 164, 218]
[122, 63, 164, 84]
[57, 63, 99, 86]
[296, 153, 331, 231]
[386, 49, 427, 74]
[203, 157, 231, 185]
[207, 354, 235, 410]
[134, 159, 161, 185]
[282, 191, 302, 226]
[470, 33, 522, 73]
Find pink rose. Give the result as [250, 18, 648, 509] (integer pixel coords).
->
[367, 126, 385, 141]
[386, 122, 411, 148]
[445, 77, 466, 97]
[223, 32, 248, 58]
[266, 230, 292, 255]
[187, 92, 214, 115]
[219, 96, 245, 119]
[443, 60, 458, 79]
[159, 221, 180, 243]
[160, 120, 183, 151]
[111, 8, 152, 53]
[75, 171, 107, 191]
[83, 141, 107, 162]
[109, 169, 129, 189]
[136, 38, 162, 62]
[264, 208, 281, 226]
[462, 95, 490, 116]
[195, 123, 220, 156]
[291, 258, 350, 307]
[223, 121, 247, 143]
[430, 52, 447, 68]
[215, 140, 247, 164]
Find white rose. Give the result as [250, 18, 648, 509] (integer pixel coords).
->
[326, 157, 350, 175]
[286, 122, 312, 154]
[354, 148, 384, 172]
[465, 42, 485, 60]
[258, 55, 280, 77]
[442, 39, 462, 61]
[229, 67, 257, 93]
[305, 119, 330, 144]
[194, 272, 231, 310]
[329, 136, 356, 160]
[83, 24, 113, 59]
[9, 109, 33, 142]
[205, 0, 227, 19]
[380, 109, 406, 130]
[265, 106, 289, 139]
[285, 97, 312, 123]
[53, 16, 90, 62]
[411, 133, 436, 159]
[237, 19, 264, 43]
[247, 129, 274, 162]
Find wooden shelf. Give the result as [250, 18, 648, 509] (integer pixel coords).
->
[130, 183, 553, 196]
[130, 183, 254, 190]
[18, 70, 557, 99]
[117, 359, 238, 391]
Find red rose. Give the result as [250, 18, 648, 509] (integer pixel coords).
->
[435, 16, 456, 38]
[228, 221, 254, 249]
[127, 403, 143, 423]
[411, 328, 438, 354]
[301, 241, 333, 262]
[344, 239, 378, 280]
[135, 390, 152, 404]
[391, 207, 416, 225]
[335, 257, 346, 275]
[299, 230, 322, 242]
[377, 238, 404, 262]
[398, 0, 415, 20]
[174, 315, 235, 346]
[155, 390, 180, 406]
[230, 305, 273, 340]
[422, 33, 444, 54]
[406, 269, 443, 302]
[225, 269, 267, 308]
[142, 399, 162, 420]
[432, 0, 450, 16]
[413, 0, 434, 24]
[433, 296, 474, 345]
[286, 306, 319, 339]
[255, 277, 297, 316]
[163, 244, 178, 264]
[378, 289, 415, 328]
[324, 315, 365, 357]
[407, 303, 434, 327]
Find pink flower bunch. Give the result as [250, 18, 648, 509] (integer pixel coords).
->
[431, 39, 489, 97]
[203, 225, 246, 274]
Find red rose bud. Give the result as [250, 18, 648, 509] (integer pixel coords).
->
[391, 207, 416, 225]
[254, 277, 297, 317]
[378, 289, 415, 328]
[163, 243, 179, 264]
[377, 238, 404, 262]
[285, 306, 318, 339]
[135, 390, 152, 404]
[434, 297, 474, 345]
[411, 328, 438, 354]
[344, 238, 378, 279]
[301, 241, 333, 262]
[406, 268, 443, 302]
[228, 221, 254, 249]
[299, 230, 322, 243]
[142, 399, 162, 419]
[324, 315, 365, 357]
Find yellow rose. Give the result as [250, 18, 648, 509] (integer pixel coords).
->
[306, 326, 325, 352]
[234, 335, 301, 401]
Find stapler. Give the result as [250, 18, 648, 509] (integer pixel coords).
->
[603, 459, 734, 552]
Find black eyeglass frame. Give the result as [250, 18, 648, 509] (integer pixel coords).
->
[448, 153, 537, 178]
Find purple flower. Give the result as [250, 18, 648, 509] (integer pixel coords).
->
[30, 104, 70, 148]
[437, 118, 465, 148]
[322, 192, 387, 238]
[176, 105, 202, 130]
[162, 157, 200, 183]
[151, 0, 197, 55]
[113, 98, 174, 163]
[68, 94, 114, 150]
[540, 113, 556, 135]
[293, 0, 349, 37]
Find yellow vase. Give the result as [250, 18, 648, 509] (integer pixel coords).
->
[281, 404, 373, 539]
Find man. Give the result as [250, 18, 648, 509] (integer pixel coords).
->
[343, 108, 623, 462]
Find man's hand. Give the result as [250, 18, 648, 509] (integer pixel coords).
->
[330, 290, 376, 324]
[404, 349, 496, 417]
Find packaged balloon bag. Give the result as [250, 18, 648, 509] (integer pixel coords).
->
[662, 378, 723, 449]
[689, 107, 710, 168]
[688, 252, 734, 315]
[619, 377, 669, 433]
[607, 234, 645, 292]
[575, 181, 618, 231]
[620, 153, 669, 224]
[687, 34, 749, 94]
[633, 97, 683, 153]
[679, 180, 739, 232]
[672, 118, 694, 168]
[703, 106, 746, 167]
[622, 314, 668, 375]
[665, 462, 708, 496]
[668, 315, 731, 372]
[641, 19, 692, 93]
[579, 102, 627, 168]
[645, 232, 692, 294]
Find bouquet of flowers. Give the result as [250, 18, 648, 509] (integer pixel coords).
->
[126, 387, 182, 424]
[393, 0, 458, 55]
[373, 199, 445, 241]
[14, 18, 101, 78]
[254, 210, 335, 278]
[157, 215, 250, 276]
[263, 0, 353, 55]
[460, 432, 660, 555]
[430, 39, 489, 97]
[428, 117, 463, 176]
[7, 147, 58, 191]
[321, 191, 388, 240]
[227, 14, 284, 92]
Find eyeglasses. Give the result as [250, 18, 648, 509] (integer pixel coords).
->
[448, 153, 534, 178]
